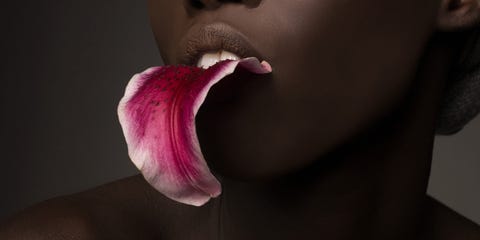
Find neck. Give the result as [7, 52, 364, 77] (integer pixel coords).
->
[201, 32, 464, 240]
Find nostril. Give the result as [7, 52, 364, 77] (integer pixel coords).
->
[189, 0, 205, 9]
[187, 0, 250, 11]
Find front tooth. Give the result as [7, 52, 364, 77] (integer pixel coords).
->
[196, 50, 242, 69]
[196, 51, 221, 69]
[220, 50, 240, 61]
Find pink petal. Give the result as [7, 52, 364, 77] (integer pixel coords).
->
[117, 57, 272, 206]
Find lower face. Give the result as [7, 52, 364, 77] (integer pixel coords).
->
[147, 0, 440, 180]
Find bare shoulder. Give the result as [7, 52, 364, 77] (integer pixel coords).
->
[0, 174, 176, 240]
[424, 196, 480, 240]
[0, 193, 100, 239]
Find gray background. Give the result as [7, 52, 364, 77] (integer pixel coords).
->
[1, 1, 479, 225]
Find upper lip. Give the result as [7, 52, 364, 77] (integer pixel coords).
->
[177, 22, 264, 66]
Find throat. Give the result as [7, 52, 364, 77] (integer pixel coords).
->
[209, 137, 432, 240]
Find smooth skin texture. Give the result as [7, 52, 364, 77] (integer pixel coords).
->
[1, 0, 480, 239]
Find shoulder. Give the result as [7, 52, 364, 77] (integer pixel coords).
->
[0, 174, 175, 240]
[0, 195, 99, 239]
[424, 196, 480, 240]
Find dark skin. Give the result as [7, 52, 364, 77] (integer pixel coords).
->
[2, 0, 480, 239]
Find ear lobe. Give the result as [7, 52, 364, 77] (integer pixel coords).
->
[437, 0, 480, 31]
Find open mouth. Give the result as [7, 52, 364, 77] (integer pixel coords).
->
[196, 49, 241, 69]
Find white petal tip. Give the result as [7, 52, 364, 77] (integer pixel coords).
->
[260, 60, 273, 73]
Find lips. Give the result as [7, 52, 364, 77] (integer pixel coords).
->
[177, 22, 265, 66]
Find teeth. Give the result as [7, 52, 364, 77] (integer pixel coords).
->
[220, 50, 241, 61]
[196, 50, 241, 69]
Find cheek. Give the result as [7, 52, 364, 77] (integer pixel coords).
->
[148, 1, 189, 64]
[271, 0, 437, 150]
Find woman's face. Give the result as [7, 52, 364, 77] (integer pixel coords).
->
[147, 0, 440, 180]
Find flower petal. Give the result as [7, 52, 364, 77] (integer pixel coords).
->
[117, 57, 272, 206]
